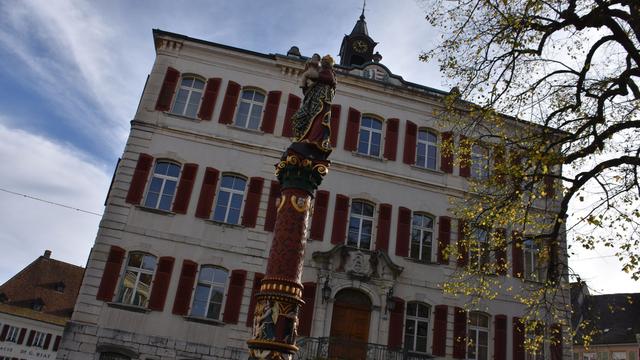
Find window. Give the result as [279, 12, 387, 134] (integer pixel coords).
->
[357, 116, 383, 157]
[212, 175, 246, 225]
[32, 331, 46, 348]
[416, 130, 438, 170]
[5, 326, 19, 342]
[144, 161, 181, 211]
[467, 312, 489, 360]
[117, 253, 157, 307]
[235, 89, 265, 129]
[404, 302, 430, 353]
[172, 76, 205, 118]
[629, 351, 638, 360]
[471, 144, 490, 179]
[410, 213, 434, 262]
[583, 353, 597, 360]
[470, 227, 491, 269]
[100, 353, 131, 360]
[612, 353, 628, 360]
[190, 266, 228, 320]
[347, 200, 375, 249]
[523, 238, 545, 281]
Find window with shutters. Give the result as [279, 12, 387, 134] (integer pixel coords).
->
[416, 129, 438, 170]
[190, 266, 228, 320]
[99, 353, 131, 360]
[469, 226, 492, 270]
[357, 116, 383, 157]
[582, 353, 597, 360]
[471, 144, 490, 180]
[523, 238, 545, 281]
[144, 161, 181, 211]
[5, 326, 18, 342]
[404, 302, 430, 354]
[235, 88, 265, 130]
[171, 75, 205, 118]
[347, 200, 375, 249]
[410, 213, 434, 262]
[212, 174, 246, 225]
[116, 252, 157, 307]
[32, 331, 46, 348]
[467, 312, 489, 360]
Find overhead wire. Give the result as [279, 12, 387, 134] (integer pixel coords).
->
[0, 187, 103, 217]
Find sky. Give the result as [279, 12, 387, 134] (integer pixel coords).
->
[0, 0, 637, 294]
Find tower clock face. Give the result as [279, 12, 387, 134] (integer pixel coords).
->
[352, 40, 368, 53]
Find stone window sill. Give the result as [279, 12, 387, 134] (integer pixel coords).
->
[136, 206, 176, 216]
[410, 164, 444, 175]
[204, 219, 245, 229]
[107, 302, 151, 313]
[227, 124, 265, 135]
[184, 316, 225, 326]
[163, 111, 202, 122]
[404, 257, 440, 266]
[352, 151, 386, 162]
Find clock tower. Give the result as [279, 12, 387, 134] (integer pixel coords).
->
[338, 10, 378, 67]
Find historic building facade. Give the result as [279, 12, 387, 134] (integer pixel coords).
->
[57, 15, 570, 360]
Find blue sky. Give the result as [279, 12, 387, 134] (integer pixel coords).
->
[0, 0, 636, 294]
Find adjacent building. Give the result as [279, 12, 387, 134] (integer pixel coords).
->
[57, 14, 570, 360]
[0, 250, 84, 360]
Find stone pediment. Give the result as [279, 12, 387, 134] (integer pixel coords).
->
[311, 245, 403, 282]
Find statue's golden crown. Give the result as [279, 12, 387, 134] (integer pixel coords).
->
[321, 54, 335, 66]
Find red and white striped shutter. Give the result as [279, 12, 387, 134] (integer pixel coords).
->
[383, 118, 399, 161]
[148, 256, 175, 311]
[432, 305, 448, 356]
[96, 246, 126, 301]
[261, 91, 282, 134]
[395, 207, 411, 257]
[195, 167, 220, 219]
[298, 282, 317, 336]
[330, 104, 341, 147]
[263, 181, 281, 232]
[441, 131, 454, 173]
[172, 260, 198, 316]
[246, 273, 265, 327]
[437, 216, 451, 264]
[282, 94, 301, 137]
[402, 120, 417, 165]
[387, 297, 405, 349]
[344, 107, 361, 151]
[330, 194, 350, 244]
[172, 163, 199, 214]
[155, 67, 180, 111]
[218, 81, 241, 124]
[223, 270, 247, 324]
[310, 190, 330, 241]
[241, 177, 264, 228]
[197, 77, 222, 120]
[375, 204, 392, 252]
[125, 153, 154, 205]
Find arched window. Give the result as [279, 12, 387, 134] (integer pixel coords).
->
[467, 312, 489, 360]
[410, 213, 434, 262]
[172, 76, 205, 118]
[117, 252, 157, 307]
[357, 116, 383, 157]
[471, 144, 490, 179]
[416, 130, 438, 170]
[144, 161, 181, 211]
[347, 200, 375, 249]
[235, 89, 265, 129]
[404, 302, 430, 353]
[213, 175, 247, 225]
[191, 266, 228, 320]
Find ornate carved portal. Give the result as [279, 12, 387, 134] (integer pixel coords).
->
[247, 55, 336, 360]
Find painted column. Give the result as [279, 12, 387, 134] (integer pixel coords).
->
[247, 54, 336, 360]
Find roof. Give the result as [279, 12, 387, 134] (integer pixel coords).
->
[573, 291, 640, 345]
[0, 251, 84, 323]
[350, 13, 369, 37]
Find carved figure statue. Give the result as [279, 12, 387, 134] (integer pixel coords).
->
[299, 53, 321, 95]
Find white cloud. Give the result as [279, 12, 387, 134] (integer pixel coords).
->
[0, 120, 110, 283]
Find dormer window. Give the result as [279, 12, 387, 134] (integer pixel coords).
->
[32, 298, 44, 311]
[55, 281, 66, 292]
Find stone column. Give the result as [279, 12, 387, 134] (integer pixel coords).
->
[247, 149, 329, 360]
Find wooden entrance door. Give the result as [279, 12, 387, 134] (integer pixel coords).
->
[329, 289, 372, 360]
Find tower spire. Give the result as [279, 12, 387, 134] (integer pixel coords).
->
[361, 0, 366, 19]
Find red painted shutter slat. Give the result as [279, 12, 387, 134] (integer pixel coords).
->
[241, 177, 264, 228]
[43, 333, 52, 350]
[26, 330, 35, 346]
[330, 104, 341, 147]
[125, 153, 153, 205]
[395, 207, 411, 257]
[198, 77, 222, 120]
[441, 131, 454, 173]
[282, 94, 301, 137]
[494, 314, 507, 360]
[453, 307, 467, 358]
[218, 81, 241, 124]
[264, 181, 281, 232]
[331, 194, 350, 245]
[17, 328, 26, 344]
[172, 260, 198, 316]
[155, 67, 180, 111]
[172, 163, 199, 214]
[298, 282, 317, 336]
[432, 305, 448, 356]
[384, 118, 399, 161]
[223, 269, 247, 324]
[495, 228, 507, 275]
[148, 256, 175, 311]
[0, 325, 8, 341]
[52, 335, 61, 351]
[512, 231, 524, 278]
[245, 273, 265, 327]
[457, 219, 469, 267]
[195, 167, 220, 219]
[459, 135, 471, 178]
[551, 323, 563, 360]
[403, 120, 417, 165]
[261, 91, 282, 134]
[375, 204, 392, 252]
[387, 297, 405, 349]
[438, 216, 451, 264]
[344, 107, 361, 151]
[96, 246, 126, 301]
[513, 317, 525, 360]
[310, 190, 330, 241]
